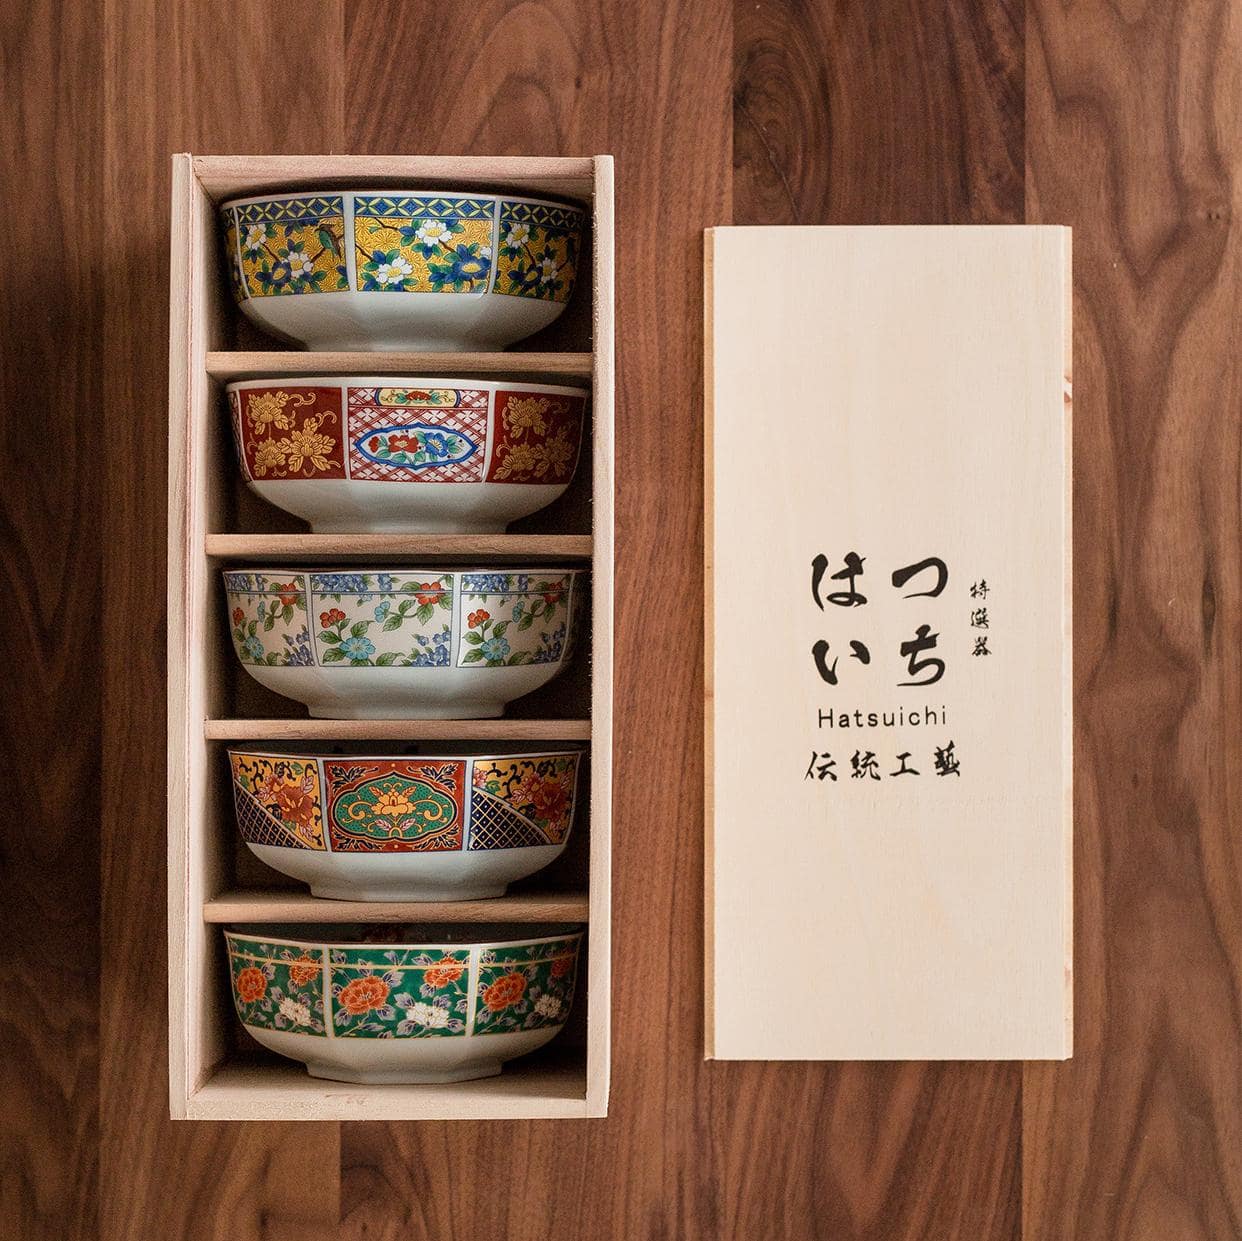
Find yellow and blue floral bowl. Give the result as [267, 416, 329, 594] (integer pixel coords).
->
[228, 746, 583, 900]
[227, 376, 587, 533]
[223, 566, 583, 718]
[226, 924, 582, 1083]
[221, 188, 584, 350]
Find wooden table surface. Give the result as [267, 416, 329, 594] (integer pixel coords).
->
[5, 0, 1240, 1237]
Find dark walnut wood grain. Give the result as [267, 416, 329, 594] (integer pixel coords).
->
[1023, 1, 1242, 1237]
[1, 0, 1235, 1236]
[733, 0, 1024, 225]
[0, 3, 102, 1240]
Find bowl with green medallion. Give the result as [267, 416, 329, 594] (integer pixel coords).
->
[220, 188, 584, 350]
[225, 923, 583, 1084]
[228, 746, 583, 900]
[222, 566, 583, 719]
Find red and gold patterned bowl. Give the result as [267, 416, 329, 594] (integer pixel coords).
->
[226, 377, 587, 533]
[228, 747, 583, 900]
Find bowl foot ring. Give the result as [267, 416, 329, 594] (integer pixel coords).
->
[304, 1060, 503, 1085]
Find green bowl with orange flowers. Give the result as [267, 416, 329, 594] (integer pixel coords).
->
[225, 924, 583, 1083]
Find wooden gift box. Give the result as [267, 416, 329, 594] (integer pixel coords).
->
[167, 155, 613, 1120]
[705, 225, 1071, 1062]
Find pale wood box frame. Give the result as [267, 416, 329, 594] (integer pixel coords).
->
[167, 154, 613, 1121]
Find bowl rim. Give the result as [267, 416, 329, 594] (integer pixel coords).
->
[223, 926, 585, 953]
[221, 565, 588, 579]
[220, 187, 587, 215]
[225, 745, 585, 763]
[224, 375, 590, 400]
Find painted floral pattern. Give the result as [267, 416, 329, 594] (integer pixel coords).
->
[227, 935, 327, 1035]
[228, 751, 578, 857]
[223, 570, 580, 671]
[471, 754, 579, 845]
[226, 934, 580, 1042]
[224, 573, 314, 667]
[224, 195, 582, 308]
[234, 386, 346, 480]
[329, 946, 471, 1038]
[494, 202, 582, 303]
[472, 936, 581, 1037]
[367, 427, 471, 469]
[346, 385, 489, 483]
[459, 573, 572, 667]
[230, 197, 349, 298]
[325, 759, 465, 852]
[353, 196, 494, 293]
[230, 753, 326, 849]
[313, 572, 453, 667]
[230, 383, 584, 487]
[486, 390, 583, 484]
[223, 212, 244, 300]
[374, 387, 457, 407]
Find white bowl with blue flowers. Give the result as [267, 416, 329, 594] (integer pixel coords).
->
[224, 567, 583, 719]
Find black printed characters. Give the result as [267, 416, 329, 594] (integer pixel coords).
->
[810, 637, 871, 686]
[811, 551, 868, 609]
[811, 552, 948, 687]
[969, 584, 993, 656]
[805, 743, 961, 782]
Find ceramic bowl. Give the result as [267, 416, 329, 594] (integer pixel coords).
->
[220, 189, 584, 350]
[223, 567, 583, 718]
[226, 376, 587, 534]
[225, 924, 582, 1084]
[228, 747, 583, 900]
